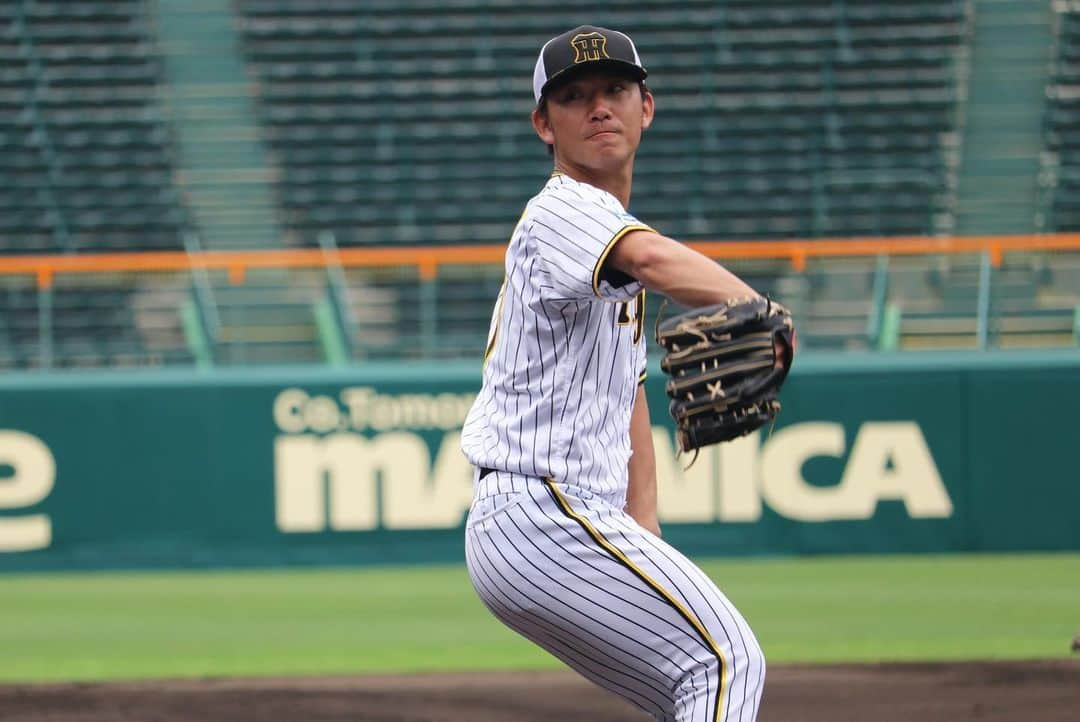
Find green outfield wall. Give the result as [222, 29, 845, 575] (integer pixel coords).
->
[0, 351, 1077, 571]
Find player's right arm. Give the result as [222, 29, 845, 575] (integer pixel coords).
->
[625, 383, 661, 537]
[608, 230, 759, 307]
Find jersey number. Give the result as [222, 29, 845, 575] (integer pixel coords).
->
[616, 292, 645, 343]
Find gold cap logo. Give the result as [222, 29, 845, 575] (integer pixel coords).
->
[571, 31, 609, 64]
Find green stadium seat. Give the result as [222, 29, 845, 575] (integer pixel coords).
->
[1042, 3, 1080, 232]
[238, 0, 966, 246]
[0, 0, 191, 262]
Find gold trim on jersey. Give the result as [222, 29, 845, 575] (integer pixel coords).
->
[542, 479, 728, 721]
[592, 225, 654, 297]
[616, 290, 646, 343]
[482, 279, 506, 368]
[636, 290, 645, 343]
[638, 369, 648, 385]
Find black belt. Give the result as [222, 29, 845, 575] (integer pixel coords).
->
[479, 467, 495, 480]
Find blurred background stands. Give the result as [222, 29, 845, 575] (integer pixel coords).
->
[0, 0, 189, 255]
[233, 0, 975, 357]
[0, 0, 193, 368]
[0, 0, 1077, 369]
[236, 0, 969, 247]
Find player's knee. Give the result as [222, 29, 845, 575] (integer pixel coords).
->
[727, 642, 766, 691]
[674, 640, 766, 720]
[748, 635, 766, 688]
[672, 655, 722, 720]
[736, 636, 767, 715]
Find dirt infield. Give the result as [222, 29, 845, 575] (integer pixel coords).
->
[1, 661, 1076, 722]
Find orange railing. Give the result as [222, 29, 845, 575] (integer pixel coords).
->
[3, 233, 1080, 288]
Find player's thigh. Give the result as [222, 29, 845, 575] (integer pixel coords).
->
[471, 484, 733, 670]
[465, 487, 706, 719]
[543, 483, 766, 717]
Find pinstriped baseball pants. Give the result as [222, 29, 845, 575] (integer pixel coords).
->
[464, 471, 765, 722]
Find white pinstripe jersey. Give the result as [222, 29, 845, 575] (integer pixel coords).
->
[461, 173, 652, 498]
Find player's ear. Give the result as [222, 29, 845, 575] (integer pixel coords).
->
[532, 106, 556, 146]
[640, 88, 655, 132]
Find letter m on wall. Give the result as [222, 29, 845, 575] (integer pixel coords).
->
[274, 433, 378, 532]
[273, 431, 472, 532]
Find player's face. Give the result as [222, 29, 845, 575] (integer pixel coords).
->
[533, 70, 654, 174]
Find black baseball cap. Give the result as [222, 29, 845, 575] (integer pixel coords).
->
[532, 25, 648, 104]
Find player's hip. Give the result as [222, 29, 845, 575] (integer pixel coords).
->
[468, 467, 623, 523]
[463, 473, 640, 629]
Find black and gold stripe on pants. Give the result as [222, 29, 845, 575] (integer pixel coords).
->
[543, 479, 728, 722]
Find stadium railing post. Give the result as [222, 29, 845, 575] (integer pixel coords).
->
[976, 251, 993, 349]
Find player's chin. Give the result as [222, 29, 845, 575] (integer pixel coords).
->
[594, 148, 635, 170]
[602, 136, 640, 159]
[587, 139, 634, 161]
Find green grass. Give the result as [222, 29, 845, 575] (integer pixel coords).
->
[1, 553, 1077, 682]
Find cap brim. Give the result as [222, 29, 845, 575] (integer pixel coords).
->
[539, 59, 648, 102]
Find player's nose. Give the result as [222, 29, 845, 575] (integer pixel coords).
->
[588, 96, 613, 121]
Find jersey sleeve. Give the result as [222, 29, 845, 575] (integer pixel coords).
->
[528, 184, 653, 302]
